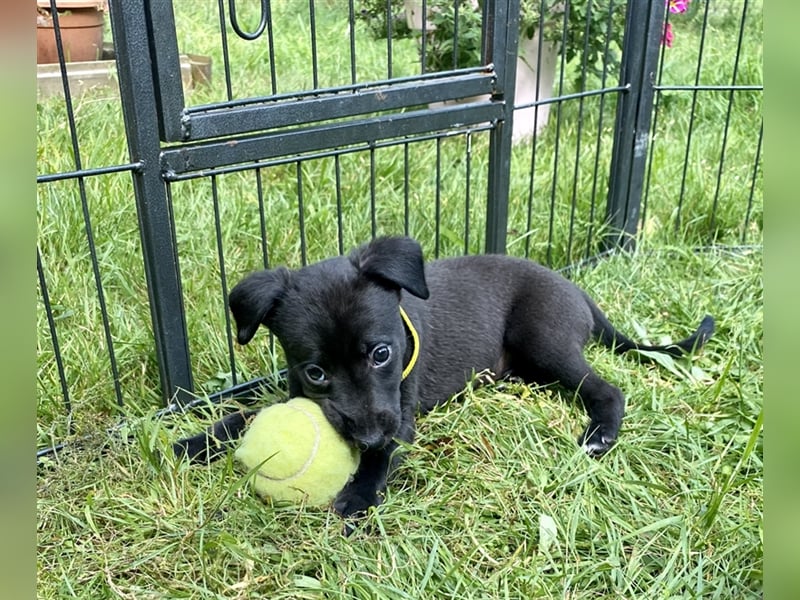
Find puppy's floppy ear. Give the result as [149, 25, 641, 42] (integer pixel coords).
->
[228, 268, 290, 344]
[351, 236, 430, 299]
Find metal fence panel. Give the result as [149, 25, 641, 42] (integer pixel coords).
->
[36, 0, 762, 457]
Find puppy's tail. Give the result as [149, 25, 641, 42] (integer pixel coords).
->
[587, 296, 715, 358]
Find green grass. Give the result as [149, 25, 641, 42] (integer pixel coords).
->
[37, 1, 762, 597]
[37, 246, 762, 598]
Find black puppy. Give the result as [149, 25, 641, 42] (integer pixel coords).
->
[175, 236, 713, 520]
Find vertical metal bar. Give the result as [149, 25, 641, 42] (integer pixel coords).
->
[709, 0, 750, 239]
[369, 148, 377, 238]
[604, 0, 665, 251]
[545, 3, 571, 267]
[37, 248, 72, 422]
[464, 131, 473, 255]
[255, 168, 270, 268]
[211, 176, 237, 386]
[348, 0, 358, 85]
[434, 137, 442, 258]
[674, 0, 711, 235]
[452, 0, 461, 69]
[309, 0, 320, 88]
[77, 175, 124, 407]
[141, 1, 185, 140]
[49, 3, 123, 407]
[216, 0, 235, 100]
[640, 0, 670, 248]
[403, 143, 411, 236]
[567, 1, 595, 262]
[420, 0, 429, 74]
[108, 0, 194, 404]
[265, 1, 278, 95]
[334, 156, 345, 255]
[743, 122, 762, 245]
[586, 0, 619, 259]
[385, 0, 393, 79]
[523, 160, 535, 259]
[484, 0, 520, 254]
[255, 166, 277, 355]
[47, 0, 82, 124]
[523, 0, 547, 260]
[296, 162, 308, 264]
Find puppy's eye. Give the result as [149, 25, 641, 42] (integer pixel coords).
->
[303, 364, 328, 385]
[369, 344, 392, 368]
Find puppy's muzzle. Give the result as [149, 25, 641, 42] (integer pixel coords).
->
[355, 433, 389, 451]
[354, 415, 400, 451]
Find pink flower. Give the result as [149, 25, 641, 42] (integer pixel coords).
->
[662, 22, 674, 48]
[668, 0, 689, 14]
[662, 0, 688, 47]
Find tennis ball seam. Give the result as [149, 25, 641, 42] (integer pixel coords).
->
[254, 402, 321, 483]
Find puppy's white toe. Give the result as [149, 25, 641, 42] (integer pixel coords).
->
[582, 436, 614, 457]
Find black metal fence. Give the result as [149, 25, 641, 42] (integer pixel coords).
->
[36, 0, 762, 457]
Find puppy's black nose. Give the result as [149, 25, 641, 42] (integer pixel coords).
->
[356, 432, 388, 451]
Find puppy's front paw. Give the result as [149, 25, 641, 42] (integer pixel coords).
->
[333, 486, 381, 520]
[578, 423, 617, 457]
[334, 492, 381, 536]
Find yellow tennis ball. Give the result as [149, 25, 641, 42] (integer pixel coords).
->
[234, 397, 360, 506]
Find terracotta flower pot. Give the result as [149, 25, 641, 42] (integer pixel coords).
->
[36, 1, 107, 65]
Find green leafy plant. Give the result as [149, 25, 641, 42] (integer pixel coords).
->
[358, 0, 414, 39]
[358, 1, 628, 77]
[423, 0, 484, 71]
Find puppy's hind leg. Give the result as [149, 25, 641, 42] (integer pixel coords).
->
[548, 355, 625, 456]
[567, 365, 626, 456]
[510, 341, 625, 456]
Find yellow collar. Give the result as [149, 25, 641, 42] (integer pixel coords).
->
[399, 306, 419, 380]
